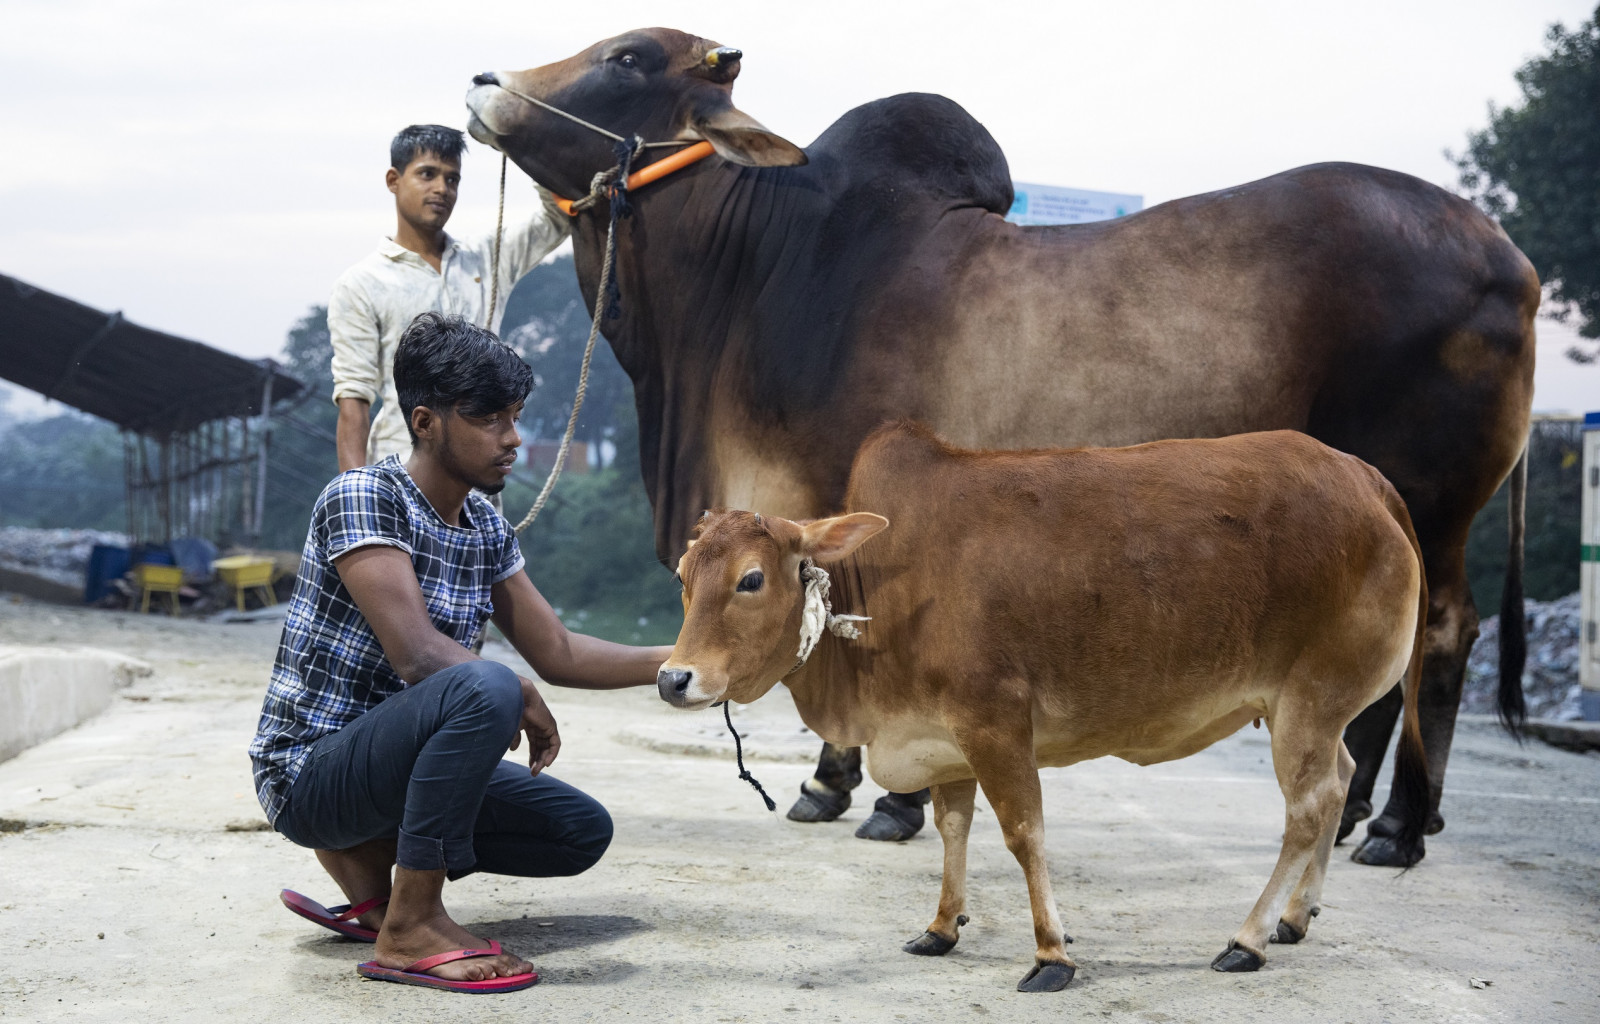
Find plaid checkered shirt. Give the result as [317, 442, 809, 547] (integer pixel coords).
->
[248, 455, 525, 824]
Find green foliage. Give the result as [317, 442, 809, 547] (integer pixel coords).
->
[499, 256, 634, 446]
[259, 306, 341, 550]
[1455, 5, 1600, 356]
[501, 404, 682, 645]
[1465, 420, 1583, 615]
[0, 409, 125, 530]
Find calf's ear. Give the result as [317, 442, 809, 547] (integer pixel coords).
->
[690, 105, 808, 167]
[800, 513, 888, 562]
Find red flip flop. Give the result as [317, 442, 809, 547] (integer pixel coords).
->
[280, 889, 387, 942]
[357, 939, 539, 993]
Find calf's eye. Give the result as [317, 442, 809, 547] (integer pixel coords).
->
[737, 570, 764, 593]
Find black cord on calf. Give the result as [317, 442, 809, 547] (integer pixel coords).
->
[722, 701, 776, 811]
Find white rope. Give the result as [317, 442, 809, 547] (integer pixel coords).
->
[485, 153, 507, 328]
[495, 83, 692, 149]
[512, 217, 613, 534]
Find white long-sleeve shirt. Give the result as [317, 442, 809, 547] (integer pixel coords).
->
[328, 203, 569, 463]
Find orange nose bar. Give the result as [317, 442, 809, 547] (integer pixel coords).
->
[552, 141, 716, 216]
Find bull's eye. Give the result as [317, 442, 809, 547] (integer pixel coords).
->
[737, 570, 764, 593]
[618, 52, 639, 70]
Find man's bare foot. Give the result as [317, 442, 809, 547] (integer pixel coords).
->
[316, 838, 396, 933]
[373, 865, 533, 982]
[375, 909, 533, 981]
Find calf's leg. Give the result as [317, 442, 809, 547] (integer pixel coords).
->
[1274, 741, 1356, 944]
[1215, 715, 1345, 972]
[1356, 569, 1474, 865]
[967, 741, 1074, 992]
[904, 778, 977, 956]
[1337, 687, 1400, 841]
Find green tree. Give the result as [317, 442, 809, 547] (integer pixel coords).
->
[1465, 419, 1583, 614]
[499, 256, 634, 446]
[0, 409, 125, 530]
[257, 306, 342, 549]
[1455, 5, 1600, 359]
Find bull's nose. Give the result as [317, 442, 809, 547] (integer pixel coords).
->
[657, 667, 693, 704]
[472, 71, 499, 86]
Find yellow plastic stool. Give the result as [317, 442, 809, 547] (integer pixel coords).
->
[135, 563, 184, 615]
[213, 556, 277, 612]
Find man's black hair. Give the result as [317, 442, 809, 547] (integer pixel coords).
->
[394, 313, 534, 441]
[390, 124, 467, 172]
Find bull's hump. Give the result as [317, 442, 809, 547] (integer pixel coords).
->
[809, 93, 1012, 215]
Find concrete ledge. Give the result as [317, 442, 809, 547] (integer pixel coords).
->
[1457, 712, 1600, 752]
[0, 645, 152, 763]
[1520, 718, 1600, 753]
[0, 568, 82, 605]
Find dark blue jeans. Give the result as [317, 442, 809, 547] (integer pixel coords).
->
[276, 660, 612, 878]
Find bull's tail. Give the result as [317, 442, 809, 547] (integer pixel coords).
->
[1498, 445, 1528, 737]
[1389, 494, 1433, 865]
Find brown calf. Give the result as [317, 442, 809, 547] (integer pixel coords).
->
[659, 423, 1430, 991]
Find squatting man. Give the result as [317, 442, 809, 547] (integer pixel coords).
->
[250, 312, 670, 992]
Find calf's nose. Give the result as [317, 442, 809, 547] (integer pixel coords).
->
[472, 71, 500, 86]
[657, 667, 693, 704]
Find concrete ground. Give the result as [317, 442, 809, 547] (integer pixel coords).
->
[0, 596, 1596, 1023]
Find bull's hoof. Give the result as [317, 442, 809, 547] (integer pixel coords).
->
[1271, 920, 1305, 945]
[1017, 960, 1076, 992]
[1352, 833, 1425, 867]
[1336, 798, 1372, 844]
[786, 782, 850, 823]
[1210, 941, 1265, 973]
[1366, 809, 1445, 839]
[854, 793, 925, 841]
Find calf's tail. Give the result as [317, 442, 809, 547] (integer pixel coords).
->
[1497, 446, 1528, 737]
[1389, 497, 1433, 864]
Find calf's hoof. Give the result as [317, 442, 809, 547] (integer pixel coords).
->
[1335, 798, 1372, 844]
[1271, 920, 1305, 945]
[904, 914, 968, 956]
[1017, 960, 1076, 992]
[854, 793, 925, 841]
[786, 782, 850, 823]
[1351, 833, 1424, 867]
[1210, 941, 1265, 973]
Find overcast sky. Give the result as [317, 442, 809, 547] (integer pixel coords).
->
[2, 0, 1595, 415]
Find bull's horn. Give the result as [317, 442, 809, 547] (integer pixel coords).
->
[705, 47, 742, 68]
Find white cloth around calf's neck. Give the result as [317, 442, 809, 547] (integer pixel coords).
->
[792, 561, 870, 673]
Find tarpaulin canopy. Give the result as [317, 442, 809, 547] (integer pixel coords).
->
[0, 273, 303, 435]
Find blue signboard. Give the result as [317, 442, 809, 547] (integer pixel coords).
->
[1007, 182, 1143, 226]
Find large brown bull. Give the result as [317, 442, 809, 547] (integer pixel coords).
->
[464, 27, 1538, 867]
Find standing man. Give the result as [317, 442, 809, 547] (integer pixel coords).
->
[253, 313, 670, 992]
[331, 124, 567, 471]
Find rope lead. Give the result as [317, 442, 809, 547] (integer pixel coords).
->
[723, 701, 776, 812]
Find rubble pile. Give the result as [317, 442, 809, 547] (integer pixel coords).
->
[0, 527, 129, 587]
[1464, 592, 1582, 721]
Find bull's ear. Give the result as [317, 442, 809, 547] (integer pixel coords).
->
[799, 513, 888, 562]
[691, 105, 807, 167]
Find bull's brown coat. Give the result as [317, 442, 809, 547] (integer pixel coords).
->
[465, 28, 1533, 864]
[662, 424, 1430, 989]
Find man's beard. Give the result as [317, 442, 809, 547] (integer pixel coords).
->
[440, 430, 507, 494]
